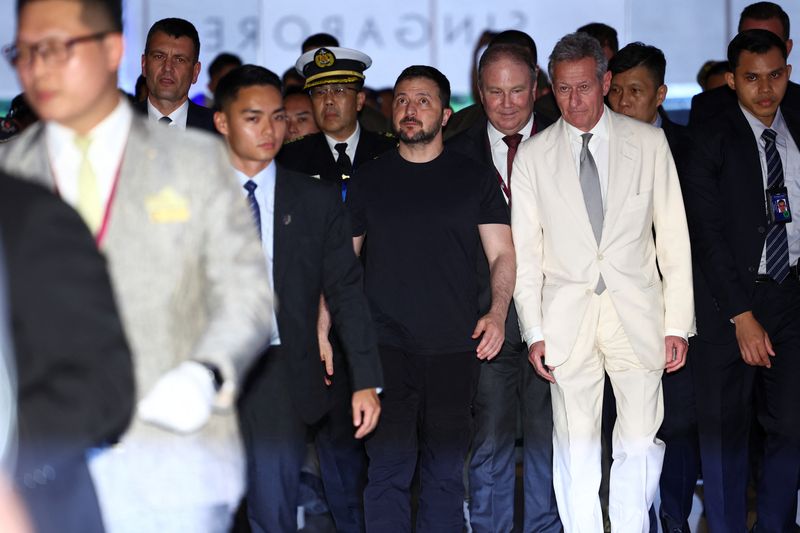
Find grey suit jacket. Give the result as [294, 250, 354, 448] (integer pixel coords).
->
[0, 107, 273, 507]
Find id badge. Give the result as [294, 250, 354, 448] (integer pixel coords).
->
[767, 186, 792, 224]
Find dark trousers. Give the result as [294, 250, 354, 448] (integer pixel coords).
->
[364, 347, 479, 533]
[468, 342, 561, 533]
[19, 456, 105, 533]
[693, 279, 800, 533]
[238, 345, 367, 533]
[657, 351, 699, 532]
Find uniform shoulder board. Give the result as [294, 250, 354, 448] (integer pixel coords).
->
[284, 135, 306, 144]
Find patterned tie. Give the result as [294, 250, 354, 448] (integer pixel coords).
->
[243, 180, 262, 239]
[762, 128, 790, 283]
[579, 133, 605, 294]
[74, 135, 102, 234]
[334, 142, 352, 201]
[502, 133, 523, 207]
[159, 116, 172, 125]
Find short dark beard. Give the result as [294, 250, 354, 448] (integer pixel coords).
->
[395, 116, 442, 145]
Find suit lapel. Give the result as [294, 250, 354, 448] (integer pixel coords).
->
[601, 112, 638, 243]
[273, 166, 299, 290]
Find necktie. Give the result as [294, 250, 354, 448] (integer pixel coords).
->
[579, 133, 605, 294]
[762, 128, 790, 283]
[334, 142, 352, 201]
[159, 116, 172, 125]
[502, 133, 523, 207]
[74, 135, 102, 234]
[244, 180, 262, 239]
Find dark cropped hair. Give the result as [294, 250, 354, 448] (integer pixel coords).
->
[301, 33, 339, 53]
[608, 42, 667, 87]
[208, 53, 242, 79]
[576, 22, 619, 54]
[478, 44, 537, 88]
[214, 65, 282, 111]
[394, 65, 451, 109]
[18, 0, 122, 33]
[146, 18, 201, 62]
[728, 28, 787, 71]
[739, 2, 790, 41]
[488, 30, 538, 67]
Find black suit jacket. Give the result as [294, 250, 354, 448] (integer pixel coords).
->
[689, 80, 800, 126]
[133, 99, 218, 134]
[276, 130, 396, 183]
[268, 165, 382, 423]
[0, 174, 133, 533]
[446, 112, 554, 349]
[683, 103, 800, 340]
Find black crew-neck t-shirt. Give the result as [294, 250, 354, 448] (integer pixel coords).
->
[347, 147, 509, 355]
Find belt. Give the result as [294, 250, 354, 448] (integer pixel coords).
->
[755, 263, 800, 283]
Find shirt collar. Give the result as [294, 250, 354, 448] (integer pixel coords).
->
[147, 98, 190, 129]
[564, 104, 609, 144]
[739, 102, 788, 143]
[487, 113, 535, 147]
[46, 95, 131, 159]
[324, 123, 361, 156]
[235, 161, 276, 193]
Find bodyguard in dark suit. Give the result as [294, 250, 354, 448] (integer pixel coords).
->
[276, 46, 395, 190]
[447, 44, 559, 533]
[690, 1, 798, 126]
[683, 30, 800, 532]
[0, 174, 134, 533]
[213, 65, 382, 533]
[608, 42, 698, 533]
[138, 18, 217, 133]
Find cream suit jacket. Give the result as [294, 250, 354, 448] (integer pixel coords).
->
[511, 108, 694, 370]
[0, 111, 272, 508]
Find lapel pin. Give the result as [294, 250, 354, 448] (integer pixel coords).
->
[283, 214, 292, 225]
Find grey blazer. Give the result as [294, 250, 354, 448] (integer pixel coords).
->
[0, 108, 273, 508]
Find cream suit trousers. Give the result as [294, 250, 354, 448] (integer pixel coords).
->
[550, 291, 665, 533]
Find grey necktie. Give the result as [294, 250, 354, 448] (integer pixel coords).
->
[579, 133, 605, 294]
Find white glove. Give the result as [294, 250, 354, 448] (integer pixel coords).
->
[137, 361, 216, 434]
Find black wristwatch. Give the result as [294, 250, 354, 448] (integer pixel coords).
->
[197, 361, 224, 392]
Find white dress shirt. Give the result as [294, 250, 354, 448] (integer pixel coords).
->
[739, 104, 800, 273]
[564, 107, 611, 206]
[146, 98, 189, 130]
[487, 114, 535, 204]
[45, 97, 131, 212]
[237, 164, 281, 345]
[324, 123, 360, 164]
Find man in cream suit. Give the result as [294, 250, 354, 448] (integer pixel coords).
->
[0, 0, 272, 531]
[511, 32, 694, 532]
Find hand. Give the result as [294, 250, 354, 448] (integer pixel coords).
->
[318, 333, 334, 386]
[664, 335, 688, 373]
[0, 477, 32, 533]
[733, 311, 775, 367]
[528, 341, 555, 383]
[137, 361, 215, 434]
[352, 388, 381, 439]
[472, 311, 505, 360]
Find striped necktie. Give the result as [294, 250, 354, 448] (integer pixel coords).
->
[762, 128, 790, 283]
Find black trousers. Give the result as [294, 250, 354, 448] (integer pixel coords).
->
[363, 347, 479, 533]
[693, 278, 800, 533]
[238, 345, 367, 533]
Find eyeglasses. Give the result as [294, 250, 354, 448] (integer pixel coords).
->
[309, 85, 358, 100]
[3, 32, 110, 68]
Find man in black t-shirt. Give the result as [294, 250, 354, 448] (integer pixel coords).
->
[348, 66, 516, 532]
